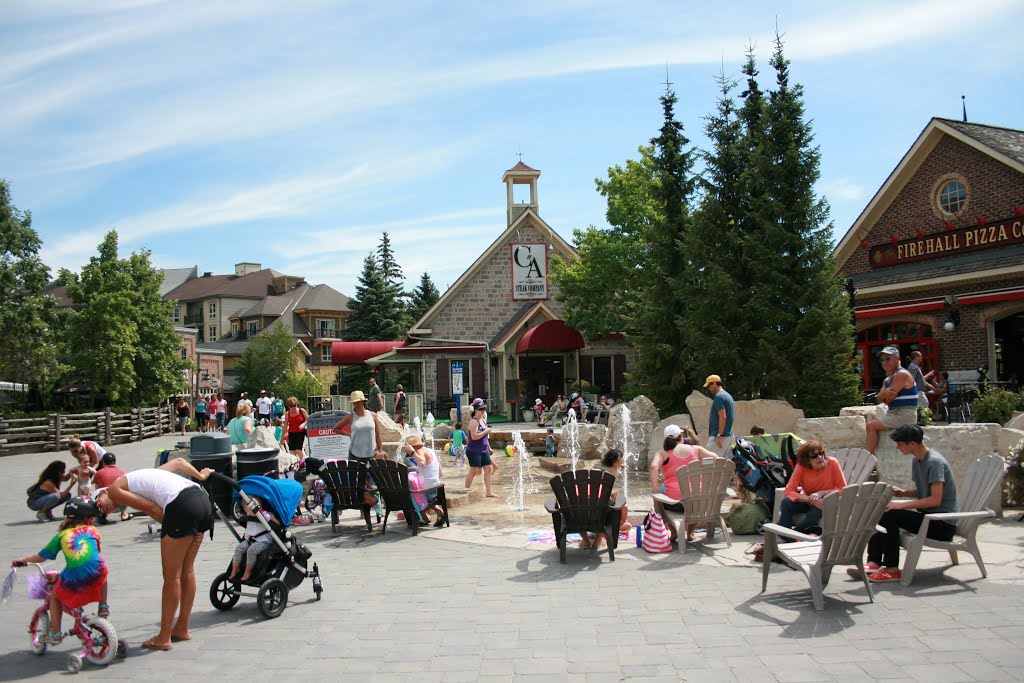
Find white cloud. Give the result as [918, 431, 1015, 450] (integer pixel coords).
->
[821, 178, 868, 202]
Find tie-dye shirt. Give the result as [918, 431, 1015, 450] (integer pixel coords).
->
[38, 525, 108, 605]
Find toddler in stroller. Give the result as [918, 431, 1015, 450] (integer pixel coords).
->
[208, 474, 322, 618]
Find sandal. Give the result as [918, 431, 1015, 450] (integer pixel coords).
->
[41, 630, 64, 645]
[745, 543, 765, 561]
[98, 603, 110, 618]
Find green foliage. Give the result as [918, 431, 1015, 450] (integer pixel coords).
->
[58, 231, 187, 406]
[236, 323, 301, 394]
[408, 271, 440, 326]
[0, 180, 58, 407]
[344, 249, 406, 342]
[972, 388, 1024, 425]
[1002, 438, 1024, 507]
[275, 371, 326, 409]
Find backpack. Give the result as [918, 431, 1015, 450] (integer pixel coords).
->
[641, 512, 673, 553]
[727, 501, 771, 535]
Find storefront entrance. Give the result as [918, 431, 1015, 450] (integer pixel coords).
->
[518, 355, 565, 406]
[856, 322, 938, 391]
[994, 311, 1024, 387]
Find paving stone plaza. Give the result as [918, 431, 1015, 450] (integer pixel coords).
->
[2, 434, 1024, 682]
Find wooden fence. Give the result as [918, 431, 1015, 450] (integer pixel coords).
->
[0, 404, 174, 456]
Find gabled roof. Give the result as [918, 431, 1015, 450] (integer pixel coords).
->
[294, 284, 350, 313]
[834, 117, 1024, 270]
[163, 269, 275, 302]
[410, 207, 576, 333]
[506, 161, 539, 173]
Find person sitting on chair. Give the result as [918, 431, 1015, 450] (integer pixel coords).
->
[778, 441, 846, 539]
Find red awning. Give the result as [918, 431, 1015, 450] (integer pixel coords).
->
[331, 341, 406, 365]
[855, 298, 945, 319]
[957, 288, 1024, 306]
[515, 320, 585, 353]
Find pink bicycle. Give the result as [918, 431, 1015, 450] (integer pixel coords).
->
[17, 562, 127, 673]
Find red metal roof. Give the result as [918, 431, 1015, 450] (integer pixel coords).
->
[331, 341, 406, 364]
[506, 161, 538, 173]
[515, 320, 584, 353]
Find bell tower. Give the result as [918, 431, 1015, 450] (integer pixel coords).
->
[502, 161, 541, 227]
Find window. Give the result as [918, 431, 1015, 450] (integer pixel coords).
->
[181, 347, 188, 360]
[318, 319, 335, 337]
[320, 344, 332, 362]
[247, 321, 259, 336]
[172, 305, 181, 322]
[938, 180, 967, 215]
[593, 357, 612, 393]
[231, 322, 239, 337]
[208, 325, 217, 342]
[208, 301, 217, 318]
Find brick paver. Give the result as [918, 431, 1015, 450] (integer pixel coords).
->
[2, 434, 1023, 681]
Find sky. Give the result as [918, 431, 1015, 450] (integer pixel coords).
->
[3, 0, 1023, 298]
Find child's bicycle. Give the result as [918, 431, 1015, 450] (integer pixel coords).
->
[14, 562, 126, 673]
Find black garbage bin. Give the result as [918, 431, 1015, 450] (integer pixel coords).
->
[190, 433, 231, 457]
[236, 447, 280, 481]
[190, 452, 234, 516]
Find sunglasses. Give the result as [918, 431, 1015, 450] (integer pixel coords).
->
[809, 451, 825, 460]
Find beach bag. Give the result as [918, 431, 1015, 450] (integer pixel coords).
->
[641, 512, 672, 553]
[727, 501, 770, 535]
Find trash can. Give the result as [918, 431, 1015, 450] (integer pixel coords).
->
[189, 433, 234, 515]
[305, 410, 350, 461]
[236, 447, 281, 481]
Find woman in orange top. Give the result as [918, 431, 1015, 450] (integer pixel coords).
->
[779, 441, 847, 537]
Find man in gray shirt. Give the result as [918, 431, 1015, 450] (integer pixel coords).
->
[907, 350, 930, 408]
[859, 423, 958, 583]
[367, 378, 383, 413]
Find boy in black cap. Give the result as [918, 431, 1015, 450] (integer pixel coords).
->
[854, 423, 959, 583]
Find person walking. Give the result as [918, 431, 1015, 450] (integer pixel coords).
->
[255, 389, 273, 424]
[704, 374, 734, 457]
[464, 398, 498, 498]
[393, 384, 407, 421]
[283, 397, 309, 459]
[367, 377, 383, 413]
[175, 397, 190, 436]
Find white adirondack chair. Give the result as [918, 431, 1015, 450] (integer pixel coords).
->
[898, 454, 1005, 586]
[761, 482, 893, 611]
[652, 458, 734, 552]
[772, 448, 878, 524]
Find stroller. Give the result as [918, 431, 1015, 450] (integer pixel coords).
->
[208, 474, 322, 619]
[731, 433, 803, 533]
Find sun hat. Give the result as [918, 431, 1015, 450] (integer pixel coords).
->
[878, 346, 900, 357]
[664, 424, 683, 439]
[350, 390, 367, 403]
[535, 398, 542, 405]
[404, 434, 424, 448]
[703, 374, 722, 388]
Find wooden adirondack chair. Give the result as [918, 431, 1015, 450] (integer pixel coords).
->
[772, 448, 878, 524]
[319, 459, 376, 533]
[368, 459, 448, 536]
[545, 470, 623, 563]
[898, 454, 1005, 586]
[762, 482, 893, 611]
[652, 458, 734, 552]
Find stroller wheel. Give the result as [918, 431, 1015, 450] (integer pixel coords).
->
[209, 573, 241, 611]
[257, 578, 289, 619]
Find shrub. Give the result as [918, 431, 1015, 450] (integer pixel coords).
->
[1003, 438, 1024, 508]
[972, 388, 1024, 425]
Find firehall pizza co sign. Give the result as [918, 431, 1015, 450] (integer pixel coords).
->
[869, 216, 1024, 268]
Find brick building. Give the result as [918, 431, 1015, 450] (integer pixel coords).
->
[344, 162, 633, 418]
[834, 118, 1024, 392]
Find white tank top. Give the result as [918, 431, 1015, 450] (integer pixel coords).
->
[349, 411, 376, 459]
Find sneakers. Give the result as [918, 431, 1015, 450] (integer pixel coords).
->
[291, 515, 311, 526]
[846, 563, 881, 580]
[36, 511, 49, 522]
[868, 567, 902, 583]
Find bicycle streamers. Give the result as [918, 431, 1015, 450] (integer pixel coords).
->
[1, 567, 15, 607]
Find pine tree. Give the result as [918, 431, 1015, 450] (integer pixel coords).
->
[409, 271, 440, 326]
[343, 253, 405, 342]
[0, 180, 57, 407]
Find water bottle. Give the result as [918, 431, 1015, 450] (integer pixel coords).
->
[636, 522, 643, 547]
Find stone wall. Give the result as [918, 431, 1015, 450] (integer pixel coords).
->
[795, 416, 867, 450]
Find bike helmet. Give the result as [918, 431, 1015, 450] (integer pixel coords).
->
[64, 496, 101, 519]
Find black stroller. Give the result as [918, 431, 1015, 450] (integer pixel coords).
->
[208, 474, 322, 618]
[730, 433, 802, 533]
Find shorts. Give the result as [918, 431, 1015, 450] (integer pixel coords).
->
[467, 450, 492, 468]
[196, 413, 208, 427]
[162, 486, 213, 538]
[178, 416, 189, 429]
[880, 406, 918, 429]
[288, 431, 306, 451]
[663, 502, 685, 514]
[424, 489, 439, 505]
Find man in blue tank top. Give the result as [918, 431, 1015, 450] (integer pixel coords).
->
[865, 346, 918, 454]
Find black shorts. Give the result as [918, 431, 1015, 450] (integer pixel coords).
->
[162, 486, 213, 539]
[663, 502, 685, 514]
[288, 431, 306, 451]
[467, 450, 492, 468]
[196, 413, 208, 426]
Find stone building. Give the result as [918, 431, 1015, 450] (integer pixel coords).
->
[834, 118, 1024, 393]
[347, 162, 633, 418]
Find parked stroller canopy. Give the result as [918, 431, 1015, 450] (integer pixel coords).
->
[234, 476, 303, 527]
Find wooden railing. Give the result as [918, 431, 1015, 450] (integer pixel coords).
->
[0, 404, 174, 456]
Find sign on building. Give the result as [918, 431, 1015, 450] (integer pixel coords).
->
[511, 242, 548, 300]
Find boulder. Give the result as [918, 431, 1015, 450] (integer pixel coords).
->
[683, 390, 804, 438]
[997, 427, 1024, 456]
[840, 405, 883, 421]
[1006, 412, 1024, 430]
[608, 395, 659, 441]
[795, 416, 867, 450]
[556, 423, 607, 460]
[607, 420, 653, 470]
[432, 423, 453, 440]
[874, 423, 1004, 515]
[375, 411, 405, 444]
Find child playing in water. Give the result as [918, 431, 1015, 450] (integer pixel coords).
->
[70, 452, 97, 497]
[449, 422, 467, 467]
[544, 428, 556, 458]
[580, 449, 631, 550]
[228, 496, 279, 582]
[12, 496, 111, 643]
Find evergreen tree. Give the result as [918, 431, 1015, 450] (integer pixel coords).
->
[375, 232, 411, 330]
[408, 271, 440, 326]
[343, 253, 405, 342]
[0, 180, 57, 408]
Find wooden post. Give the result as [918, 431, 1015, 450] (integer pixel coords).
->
[104, 408, 112, 446]
[52, 413, 61, 452]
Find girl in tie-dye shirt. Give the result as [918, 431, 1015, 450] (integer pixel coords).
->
[13, 496, 109, 644]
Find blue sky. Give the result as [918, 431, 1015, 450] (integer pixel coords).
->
[3, 0, 1022, 298]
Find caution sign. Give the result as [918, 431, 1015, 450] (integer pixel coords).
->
[307, 427, 350, 461]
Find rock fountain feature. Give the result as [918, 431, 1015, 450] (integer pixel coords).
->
[506, 431, 535, 511]
[619, 405, 638, 500]
[564, 408, 581, 472]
